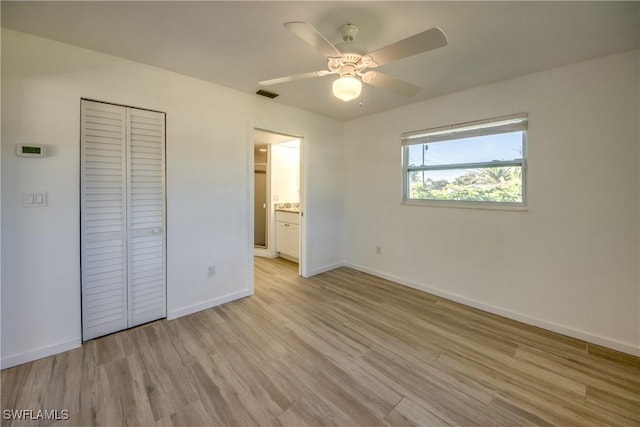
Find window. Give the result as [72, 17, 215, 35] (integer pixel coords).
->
[402, 113, 527, 209]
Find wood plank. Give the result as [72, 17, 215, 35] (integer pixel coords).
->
[275, 398, 328, 427]
[385, 397, 452, 427]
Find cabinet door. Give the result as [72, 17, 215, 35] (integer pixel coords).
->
[275, 221, 287, 253]
[276, 222, 299, 258]
[287, 223, 299, 258]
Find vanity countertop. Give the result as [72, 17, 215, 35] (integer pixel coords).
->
[274, 203, 300, 213]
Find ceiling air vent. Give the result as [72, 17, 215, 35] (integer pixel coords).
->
[256, 89, 279, 99]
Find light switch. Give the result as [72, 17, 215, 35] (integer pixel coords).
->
[35, 192, 47, 207]
[23, 192, 35, 207]
[23, 191, 47, 207]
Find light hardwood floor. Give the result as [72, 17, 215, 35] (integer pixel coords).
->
[2, 257, 639, 426]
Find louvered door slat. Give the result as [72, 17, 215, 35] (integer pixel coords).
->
[81, 100, 128, 340]
[127, 108, 166, 327]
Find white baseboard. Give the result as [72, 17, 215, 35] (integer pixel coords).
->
[278, 254, 299, 264]
[3, 266, 635, 370]
[254, 248, 278, 258]
[167, 289, 253, 320]
[306, 261, 345, 278]
[2, 290, 254, 369]
[344, 262, 640, 357]
[1, 338, 81, 370]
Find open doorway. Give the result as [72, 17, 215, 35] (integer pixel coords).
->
[253, 129, 303, 275]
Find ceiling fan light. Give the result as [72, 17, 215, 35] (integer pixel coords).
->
[332, 76, 362, 101]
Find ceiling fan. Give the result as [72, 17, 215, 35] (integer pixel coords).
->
[259, 22, 448, 102]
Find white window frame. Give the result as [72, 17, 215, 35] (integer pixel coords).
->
[402, 113, 528, 210]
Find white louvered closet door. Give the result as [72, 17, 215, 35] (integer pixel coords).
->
[127, 108, 166, 327]
[81, 101, 129, 340]
[81, 100, 166, 341]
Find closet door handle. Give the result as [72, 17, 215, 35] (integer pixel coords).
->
[152, 228, 162, 234]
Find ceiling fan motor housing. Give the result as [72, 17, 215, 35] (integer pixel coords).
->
[339, 63, 357, 78]
[328, 53, 371, 78]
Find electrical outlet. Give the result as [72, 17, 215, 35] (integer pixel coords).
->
[376, 246, 382, 255]
[208, 265, 216, 277]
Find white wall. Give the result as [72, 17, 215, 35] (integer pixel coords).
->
[1, 29, 344, 368]
[271, 141, 300, 205]
[4, 29, 636, 367]
[344, 50, 640, 355]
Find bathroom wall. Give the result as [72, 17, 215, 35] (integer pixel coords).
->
[271, 140, 300, 206]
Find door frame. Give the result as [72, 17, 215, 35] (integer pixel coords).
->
[247, 124, 307, 283]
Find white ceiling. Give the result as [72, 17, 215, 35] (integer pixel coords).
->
[2, 1, 639, 121]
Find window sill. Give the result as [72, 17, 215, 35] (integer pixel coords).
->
[402, 198, 528, 212]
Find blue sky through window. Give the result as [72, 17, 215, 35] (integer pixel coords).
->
[407, 131, 524, 181]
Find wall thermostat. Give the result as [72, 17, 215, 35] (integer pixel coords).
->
[16, 144, 46, 157]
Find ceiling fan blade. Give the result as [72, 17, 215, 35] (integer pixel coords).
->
[366, 27, 447, 67]
[362, 71, 421, 97]
[284, 21, 343, 58]
[259, 70, 331, 86]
